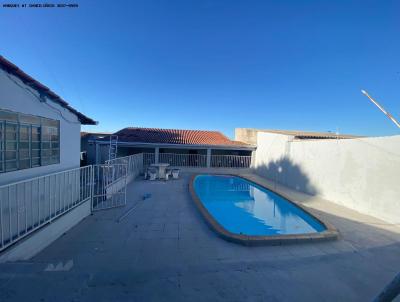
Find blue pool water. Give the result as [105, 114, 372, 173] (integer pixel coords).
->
[193, 175, 326, 236]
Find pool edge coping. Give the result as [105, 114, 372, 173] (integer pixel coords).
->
[188, 173, 339, 246]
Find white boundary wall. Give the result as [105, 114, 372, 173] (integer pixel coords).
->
[253, 132, 400, 224]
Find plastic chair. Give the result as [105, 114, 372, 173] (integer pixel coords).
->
[148, 168, 158, 180]
[172, 169, 180, 179]
[165, 169, 172, 180]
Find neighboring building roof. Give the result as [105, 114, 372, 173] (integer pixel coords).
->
[257, 129, 363, 140]
[81, 131, 112, 138]
[0, 55, 97, 125]
[100, 127, 252, 147]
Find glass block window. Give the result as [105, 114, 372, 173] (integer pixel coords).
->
[0, 109, 60, 173]
[31, 126, 41, 167]
[19, 124, 31, 170]
[41, 125, 60, 165]
[0, 123, 3, 172]
[5, 122, 17, 172]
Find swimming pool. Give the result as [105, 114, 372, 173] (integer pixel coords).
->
[190, 175, 337, 244]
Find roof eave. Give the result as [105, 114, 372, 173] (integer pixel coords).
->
[0, 56, 97, 125]
[91, 140, 256, 150]
[72, 110, 98, 125]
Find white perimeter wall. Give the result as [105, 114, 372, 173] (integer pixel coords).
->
[0, 68, 81, 185]
[253, 132, 400, 224]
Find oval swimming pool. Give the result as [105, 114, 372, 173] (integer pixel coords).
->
[191, 175, 335, 243]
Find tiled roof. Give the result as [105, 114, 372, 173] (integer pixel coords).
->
[258, 129, 363, 139]
[81, 131, 112, 138]
[105, 127, 251, 147]
[0, 56, 97, 125]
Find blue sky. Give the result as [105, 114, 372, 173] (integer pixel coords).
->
[1, 0, 399, 138]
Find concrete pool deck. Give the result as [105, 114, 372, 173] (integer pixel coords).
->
[1, 172, 400, 301]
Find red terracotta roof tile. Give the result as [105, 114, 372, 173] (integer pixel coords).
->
[108, 127, 251, 147]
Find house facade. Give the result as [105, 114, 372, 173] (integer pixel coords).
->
[89, 127, 256, 168]
[0, 56, 96, 185]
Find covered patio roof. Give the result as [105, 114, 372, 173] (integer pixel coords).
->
[95, 127, 256, 150]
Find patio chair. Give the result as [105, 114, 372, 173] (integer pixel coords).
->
[144, 167, 154, 179]
[165, 168, 172, 180]
[172, 169, 180, 179]
[148, 168, 158, 181]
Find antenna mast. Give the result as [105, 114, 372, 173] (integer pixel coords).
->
[361, 90, 400, 128]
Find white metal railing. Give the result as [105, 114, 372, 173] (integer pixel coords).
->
[143, 153, 155, 167]
[158, 153, 207, 167]
[0, 154, 145, 252]
[92, 163, 127, 211]
[0, 165, 92, 252]
[143, 152, 251, 168]
[211, 155, 251, 168]
[105, 153, 144, 180]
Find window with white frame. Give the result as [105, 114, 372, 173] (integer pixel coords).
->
[0, 109, 60, 173]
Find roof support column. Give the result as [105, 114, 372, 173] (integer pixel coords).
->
[206, 149, 211, 168]
[95, 142, 100, 164]
[155, 147, 159, 164]
[250, 150, 256, 169]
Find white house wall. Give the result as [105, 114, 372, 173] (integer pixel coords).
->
[253, 132, 400, 224]
[0, 68, 81, 185]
